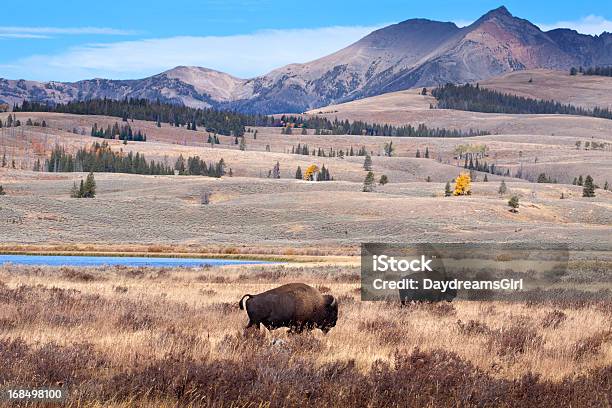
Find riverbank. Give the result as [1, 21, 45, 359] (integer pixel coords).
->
[0, 244, 358, 264]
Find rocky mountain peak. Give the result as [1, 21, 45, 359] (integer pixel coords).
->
[2, 6, 611, 113]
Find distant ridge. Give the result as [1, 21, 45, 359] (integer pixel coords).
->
[1, 6, 612, 114]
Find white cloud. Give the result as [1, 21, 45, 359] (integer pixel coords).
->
[0, 33, 51, 39]
[452, 20, 474, 28]
[537, 15, 612, 35]
[0, 26, 138, 36]
[0, 25, 382, 82]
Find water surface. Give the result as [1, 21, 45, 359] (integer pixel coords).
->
[0, 254, 272, 268]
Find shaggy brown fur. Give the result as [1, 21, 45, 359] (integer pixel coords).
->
[240, 283, 338, 333]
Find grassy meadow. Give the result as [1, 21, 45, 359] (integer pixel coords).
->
[0, 69, 611, 406]
[0, 263, 610, 407]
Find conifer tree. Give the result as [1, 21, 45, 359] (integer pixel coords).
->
[83, 172, 96, 198]
[363, 171, 375, 192]
[70, 182, 80, 198]
[239, 136, 247, 151]
[498, 180, 507, 195]
[425, 147, 429, 158]
[577, 175, 583, 186]
[0, 185, 5, 196]
[416, 149, 421, 158]
[175, 155, 186, 174]
[295, 166, 302, 180]
[200, 191, 211, 205]
[444, 181, 452, 197]
[483, 174, 488, 182]
[508, 195, 519, 212]
[379, 175, 388, 185]
[383, 141, 394, 157]
[583, 175, 596, 197]
[363, 154, 372, 171]
[78, 180, 85, 198]
[272, 161, 281, 179]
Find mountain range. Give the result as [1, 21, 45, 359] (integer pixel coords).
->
[1, 6, 611, 114]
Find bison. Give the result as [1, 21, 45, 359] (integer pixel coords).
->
[399, 270, 457, 305]
[239, 283, 338, 333]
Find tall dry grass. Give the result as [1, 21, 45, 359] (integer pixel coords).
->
[0, 263, 610, 407]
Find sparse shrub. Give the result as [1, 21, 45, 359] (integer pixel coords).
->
[285, 333, 326, 353]
[116, 310, 155, 331]
[457, 319, 491, 336]
[541, 309, 567, 329]
[207, 302, 236, 315]
[428, 302, 457, 317]
[488, 325, 542, 356]
[216, 330, 267, 355]
[359, 319, 404, 345]
[338, 293, 356, 304]
[61, 268, 96, 282]
[113, 285, 128, 293]
[316, 285, 331, 293]
[572, 330, 612, 361]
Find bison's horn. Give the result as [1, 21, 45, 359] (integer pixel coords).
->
[329, 297, 337, 307]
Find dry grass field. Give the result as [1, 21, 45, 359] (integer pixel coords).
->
[0, 70, 611, 407]
[0, 108, 611, 251]
[0, 263, 610, 407]
[0, 170, 611, 249]
[479, 69, 612, 110]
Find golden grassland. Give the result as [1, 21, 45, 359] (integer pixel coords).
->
[0, 242, 359, 260]
[0, 263, 610, 407]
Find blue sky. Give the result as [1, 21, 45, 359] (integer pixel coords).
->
[1, 0, 611, 82]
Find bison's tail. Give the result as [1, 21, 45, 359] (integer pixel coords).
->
[239, 294, 253, 310]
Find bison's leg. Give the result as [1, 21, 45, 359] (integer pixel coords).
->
[245, 319, 260, 330]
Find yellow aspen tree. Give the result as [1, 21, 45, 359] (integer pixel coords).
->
[453, 172, 472, 196]
[303, 164, 320, 181]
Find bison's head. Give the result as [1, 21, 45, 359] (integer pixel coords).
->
[319, 295, 338, 333]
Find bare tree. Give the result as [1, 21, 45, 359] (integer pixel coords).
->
[200, 190, 212, 205]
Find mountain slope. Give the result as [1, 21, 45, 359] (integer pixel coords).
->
[2, 6, 612, 113]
